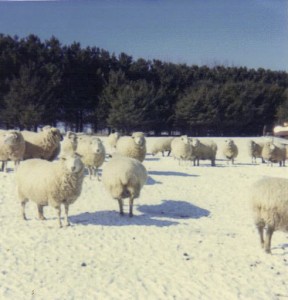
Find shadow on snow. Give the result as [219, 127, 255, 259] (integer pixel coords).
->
[148, 171, 198, 177]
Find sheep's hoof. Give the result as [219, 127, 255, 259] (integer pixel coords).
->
[39, 216, 46, 221]
[129, 213, 133, 218]
[265, 249, 271, 254]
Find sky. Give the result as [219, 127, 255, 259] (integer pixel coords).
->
[0, 0, 287, 71]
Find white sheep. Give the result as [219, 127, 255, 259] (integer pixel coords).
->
[150, 137, 174, 157]
[76, 135, 106, 180]
[222, 139, 238, 164]
[250, 177, 288, 253]
[190, 138, 217, 166]
[171, 135, 192, 165]
[16, 154, 85, 227]
[115, 132, 146, 162]
[0, 130, 25, 172]
[247, 140, 265, 164]
[107, 132, 121, 155]
[261, 141, 286, 167]
[102, 155, 147, 216]
[22, 127, 63, 161]
[59, 131, 78, 157]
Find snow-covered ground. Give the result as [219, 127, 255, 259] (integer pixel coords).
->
[0, 137, 288, 300]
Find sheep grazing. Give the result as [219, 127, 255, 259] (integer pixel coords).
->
[0, 130, 25, 172]
[171, 135, 192, 165]
[250, 177, 288, 253]
[77, 136, 106, 180]
[60, 131, 78, 157]
[190, 138, 217, 166]
[247, 140, 265, 164]
[261, 141, 286, 167]
[150, 137, 174, 157]
[102, 156, 147, 217]
[107, 132, 121, 155]
[22, 127, 63, 161]
[16, 154, 85, 227]
[115, 132, 146, 162]
[222, 139, 238, 164]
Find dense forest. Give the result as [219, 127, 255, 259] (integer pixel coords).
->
[0, 34, 288, 136]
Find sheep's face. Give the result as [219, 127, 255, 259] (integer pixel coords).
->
[180, 135, 189, 145]
[191, 139, 200, 147]
[225, 139, 234, 147]
[133, 136, 145, 147]
[62, 155, 84, 173]
[3, 131, 20, 146]
[90, 139, 103, 154]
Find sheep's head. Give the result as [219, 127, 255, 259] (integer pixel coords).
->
[180, 135, 189, 145]
[3, 131, 22, 146]
[90, 138, 104, 154]
[132, 135, 146, 147]
[61, 154, 84, 174]
[191, 138, 200, 147]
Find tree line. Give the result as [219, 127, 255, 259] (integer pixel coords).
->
[0, 33, 288, 136]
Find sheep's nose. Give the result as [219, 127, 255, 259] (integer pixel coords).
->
[71, 166, 76, 172]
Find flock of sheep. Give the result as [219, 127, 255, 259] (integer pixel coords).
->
[1, 128, 288, 254]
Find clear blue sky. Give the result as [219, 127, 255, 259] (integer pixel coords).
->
[0, 0, 287, 71]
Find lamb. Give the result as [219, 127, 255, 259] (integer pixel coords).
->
[250, 177, 288, 253]
[0, 130, 25, 172]
[170, 135, 192, 165]
[59, 131, 78, 157]
[222, 139, 238, 164]
[247, 140, 265, 164]
[150, 137, 174, 157]
[107, 132, 121, 155]
[22, 127, 63, 161]
[102, 155, 147, 216]
[16, 154, 85, 227]
[76, 136, 106, 180]
[190, 138, 217, 166]
[115, 132, 146, 162]
[261, 141, 286, 167]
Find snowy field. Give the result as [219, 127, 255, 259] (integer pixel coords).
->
[0, 137, 288, 300]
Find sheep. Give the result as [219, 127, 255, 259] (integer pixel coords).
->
[76, 135, 106, 180]
[115, 132, 146, 162]
[107, 132, 121, 155]
[250, 177, 288, 253]
[247, 140, 265, 164]
[150, 137, 174, 157]
[22, 127, 63, 161]
[170, 135, 192, 165]
[16, 154, 85, 227]
[59, 131, 78, 157]
[222, 139, 238, 164]
[190, 138, 217, 166]
[261, 141, 286, 167]
[0, 130, 25, 172]
[102, 155, 147, 217]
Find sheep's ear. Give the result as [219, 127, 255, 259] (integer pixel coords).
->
[74, 152, 82, 158]
[59, 156, 67, 161]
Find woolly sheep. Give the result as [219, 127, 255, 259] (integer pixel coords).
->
[116, 132, 146, 162]
[59, 131, 78, 157]
[247, 140, 265, 164]
[250, 177, 288, 253]
[190, 138, 217, 166]
[222, 139, 238, 164]
[76, 136, 106, 180]
[22, 127, 63, 161]
[16, 154, 85, 227]
[102, 155, 147, 216]
[0, 130, 25, 172]
[261, 141, 286, 167]
[150, 137, 174, 157]
[107, 132, 121, 155]
[171, 135, 192, 165]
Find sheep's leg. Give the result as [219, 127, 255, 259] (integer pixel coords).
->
[3, 161, 7, 172]
[211, 158, 216, 166]
[56, 206, 62, 228]
[117, 198, 124, 216]
[256, 224, 265, 249]
[162, 151, 164, 157]
[21, 201, 27, 220]
[129, 197, 134, 217]
[0, 161, 4, 172]
[64, 204, 70, 226]
[167, 150, 171, 157]
[96, 168, 100, 181]
[88, 167, 93, 180]
[264, 225, 274, 254]
[37, 205, 46, 220]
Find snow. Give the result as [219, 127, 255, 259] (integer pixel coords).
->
[0, 137, 288, 300]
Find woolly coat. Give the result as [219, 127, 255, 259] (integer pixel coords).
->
[116, 135, 146, 162]
[222, 139, 238, 163]
[171, 135, 192, 161]
[0, 130, 25, 163]
[150, 137, 174, 156]
[261, 141, 286, 166]
[191, 139, 217, 166]
[247, 140, 264, 164]
[60, 132, 78, 157]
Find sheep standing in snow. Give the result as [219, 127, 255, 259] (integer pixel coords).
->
[222, 139, 238, 164]
[0, 130, 25, 172]
[102, 155, 147, 216]
[150, 137, 174, 157]
[107, 132, 121, 156]
[59, 131, 78, 157]
[190, 138, 217, 166]
[171, 135, 192, 165]
[77, 136, 106, 180]
[22, 127, 63, 161]
[250, 177, 288, 253]
[116, 132, 146, 162]
[261, 141, 286, 167]
[16, 154, 85, 227]
[247, 140, 265, 164]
